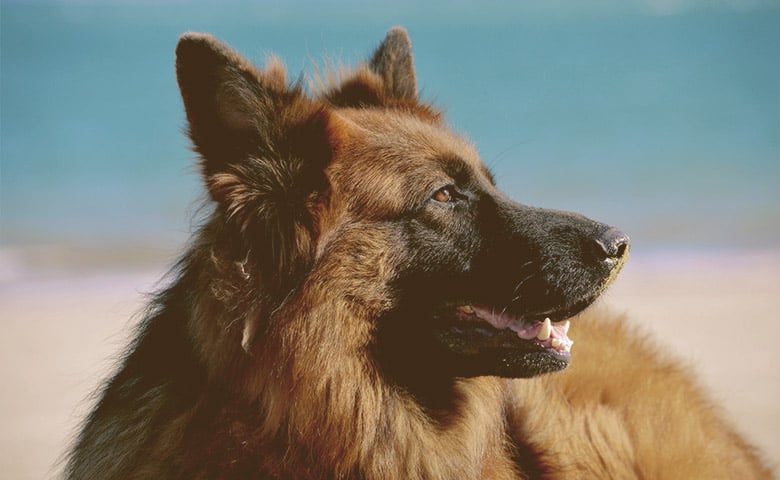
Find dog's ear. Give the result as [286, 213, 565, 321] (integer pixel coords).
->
[176, 33, 331, 178]
[325, 26, 434, 114]
[369, 26, 417, 101]
[176, 33, 335, 279]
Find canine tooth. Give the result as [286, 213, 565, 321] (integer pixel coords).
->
[537, 318, 551, 341]
[562, 320, 570, 334]
[457, 305, 475, 314]
[551, 338, 562, 348]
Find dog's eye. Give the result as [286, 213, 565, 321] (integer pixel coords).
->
[432, 186, 456, 203]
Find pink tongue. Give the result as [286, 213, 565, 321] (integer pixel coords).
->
[470, 306, 572, 345]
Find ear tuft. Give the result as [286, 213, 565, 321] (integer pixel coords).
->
[262, 56, 288, 91]
[369, 26, 417, 101]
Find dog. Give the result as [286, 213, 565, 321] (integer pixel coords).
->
[65, 27, 772, 479]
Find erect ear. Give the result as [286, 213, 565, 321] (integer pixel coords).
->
[324, 26, 427, 110]
[176, 33, 336, 279]
[369, 26, 417, 100]
[176, 32, 332, 187]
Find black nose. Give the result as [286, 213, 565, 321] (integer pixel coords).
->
[593, 226, 630, 261]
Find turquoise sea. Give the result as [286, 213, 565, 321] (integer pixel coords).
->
[2, 1, 779, 254]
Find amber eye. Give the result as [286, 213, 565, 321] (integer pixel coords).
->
[432, 186, 456, 203]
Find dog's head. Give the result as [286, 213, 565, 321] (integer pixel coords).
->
[176, 28, 628, 383]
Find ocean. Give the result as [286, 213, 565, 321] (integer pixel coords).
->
[2, 1, 779, 255]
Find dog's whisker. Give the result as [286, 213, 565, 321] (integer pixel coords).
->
[511, 271, 537, 297]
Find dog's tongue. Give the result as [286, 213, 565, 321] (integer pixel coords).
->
[469, 306, 573, 354]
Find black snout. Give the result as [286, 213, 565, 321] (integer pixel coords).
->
[592, 226, 630, 262]
[463, 196, 631, 318]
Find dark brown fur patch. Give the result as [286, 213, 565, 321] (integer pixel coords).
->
[65, 28, 772, 480]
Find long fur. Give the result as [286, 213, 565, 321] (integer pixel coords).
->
[65, 28, 773, 479]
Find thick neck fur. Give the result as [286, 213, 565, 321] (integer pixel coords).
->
[183, 222, 519, 479]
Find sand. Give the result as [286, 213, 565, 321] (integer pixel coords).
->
[1, 247, 778, 478]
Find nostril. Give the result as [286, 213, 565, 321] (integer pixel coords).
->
[615, 241, 628, 259]
[594, 227, 630, 260]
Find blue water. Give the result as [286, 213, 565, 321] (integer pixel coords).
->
[2, 2, 779, 251]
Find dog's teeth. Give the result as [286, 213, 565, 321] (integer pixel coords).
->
[562, 343, 571, 353]
[551, 338, 562, 348]
[562, 320, 570, 334]
[537, 318, 551, 341]
[457, 305, 475, 315]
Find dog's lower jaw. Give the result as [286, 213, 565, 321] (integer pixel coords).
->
[433, 326, 571, 378]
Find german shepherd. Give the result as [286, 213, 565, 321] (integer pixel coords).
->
[65, 27, 772, 479]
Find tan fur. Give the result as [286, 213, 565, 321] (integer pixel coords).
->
[510, 310, 772, 478]
[239, 46, 774, 478]
[66, 29, 774, 480]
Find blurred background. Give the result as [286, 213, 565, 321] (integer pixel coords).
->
[1, 0, 778, 478]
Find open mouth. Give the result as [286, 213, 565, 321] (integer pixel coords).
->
[430, 295, 600, 374]
[455, 305, 574, 356]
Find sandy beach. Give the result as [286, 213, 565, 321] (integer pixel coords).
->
[1, 247, 778, 478]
